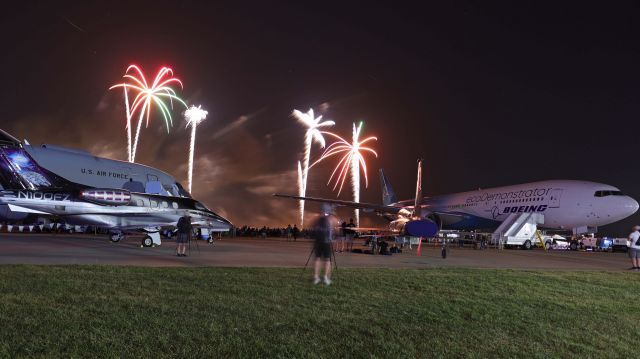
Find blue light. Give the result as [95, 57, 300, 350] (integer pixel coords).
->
[8, 153, 30, 166]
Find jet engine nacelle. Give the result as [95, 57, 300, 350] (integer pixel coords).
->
[404, 219, 439, 237]
[79, 189, 132, 206]
[390, 218, 439, 238]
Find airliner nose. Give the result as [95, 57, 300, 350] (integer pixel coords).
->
[622, 196, 639, 217]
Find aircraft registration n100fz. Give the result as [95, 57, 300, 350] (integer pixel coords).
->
[0, 129, 232, 247]
[276, 160, 638, 237]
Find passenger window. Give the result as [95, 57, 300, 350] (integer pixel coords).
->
[162, 201, 168, 208]
[172, 202, 179, 209]
[150, 200, 158, 208]
[136, 199, 144, 207]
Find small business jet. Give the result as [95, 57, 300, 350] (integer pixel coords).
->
[276, 160, 638, 240]
[0, 129, 232, 247]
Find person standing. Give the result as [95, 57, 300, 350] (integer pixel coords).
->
[292, 224, 299, 241]
[628, 225, 640, 270]
[176, 215, 192, 257]
[338, 220, 347, 253]
[312, 206, 336, 285]
[286, 224, 293, 242]
[345, 218, 356, 253]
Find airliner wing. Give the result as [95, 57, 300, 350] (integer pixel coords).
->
[274, 193, 467, 222]
[273, 194, 402, 215]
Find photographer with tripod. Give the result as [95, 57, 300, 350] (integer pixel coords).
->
[311, 204, 337, 285]
[176, 214, 192, 257]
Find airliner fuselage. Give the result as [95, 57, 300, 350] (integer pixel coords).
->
[412, 180, 638, 232]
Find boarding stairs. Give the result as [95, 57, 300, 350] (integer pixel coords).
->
[491, 212, 544, 249]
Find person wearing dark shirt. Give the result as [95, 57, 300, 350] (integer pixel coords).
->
[312, 208, 335, 285]
[292, 224, 299, 241]
[176, 215, 192, 257]
[339, 220, 347, 252]
[286, 224, 293, 241]
[345, 218, 356, 252]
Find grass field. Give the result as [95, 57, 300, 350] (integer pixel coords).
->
[0, 265, 637, 358]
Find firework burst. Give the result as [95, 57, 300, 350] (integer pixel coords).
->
[110, 65, 187, 162]
[292, 108, 335, 227]
[312, 121, 377, 226]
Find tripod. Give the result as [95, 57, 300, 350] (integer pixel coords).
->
[188, 230, 201, 256]
[302, 240, 338, 275]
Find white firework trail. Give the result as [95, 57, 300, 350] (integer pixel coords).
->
[350, 123, 362, 226]
[297, 161, 304, 226]
[292, 108, 335, 227]
[123, 85, 132, 162]
[184, 105, 208, 193]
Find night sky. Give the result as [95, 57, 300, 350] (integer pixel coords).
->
[1, 2, 638, 235]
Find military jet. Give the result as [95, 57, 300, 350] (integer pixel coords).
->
[0, 129, 232, 247]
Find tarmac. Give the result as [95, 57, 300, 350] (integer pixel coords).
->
[0, 233, 632, 270]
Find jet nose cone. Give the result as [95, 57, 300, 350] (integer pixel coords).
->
[217, 214, 234, 231]
[619, 196, 639, 219]
[627, 196, 639, 214]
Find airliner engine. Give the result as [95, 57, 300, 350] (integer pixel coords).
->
[405, 219, 439, 237]
[389, 217, 439, 237]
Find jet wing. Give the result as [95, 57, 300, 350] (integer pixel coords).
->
[273, 194, 402, 215]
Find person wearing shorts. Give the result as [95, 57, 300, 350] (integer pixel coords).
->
[345, 218, 356, 253]
[314, 239, 332, 261]
[628, 226, 640, 270]
[312, 206, 335, 285]
[176, 215, 191, 257]
[339, 220, 347, 253]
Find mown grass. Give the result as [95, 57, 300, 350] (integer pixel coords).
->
[0, 266, 637, 358]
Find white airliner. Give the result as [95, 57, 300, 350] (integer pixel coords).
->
[0, 129, 232, 247]
[276, 160, 638, 245]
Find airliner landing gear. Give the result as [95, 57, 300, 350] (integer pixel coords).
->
[110, 231, 124, 243]
[569, 240, 578, 251]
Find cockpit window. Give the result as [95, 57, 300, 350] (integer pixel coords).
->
[594, 190, 624, 197]
[0, 130, 20, 145]
[175, 182, 191, 198]
[194, 201, 209, 211]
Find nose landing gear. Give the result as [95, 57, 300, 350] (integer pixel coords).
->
[141, 230, 161, 247]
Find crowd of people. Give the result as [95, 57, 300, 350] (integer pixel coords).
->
[233, 224, 319, 240]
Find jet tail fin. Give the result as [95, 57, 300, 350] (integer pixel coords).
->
[0, 136, 74, 190]
[379, 168, 397, 206]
